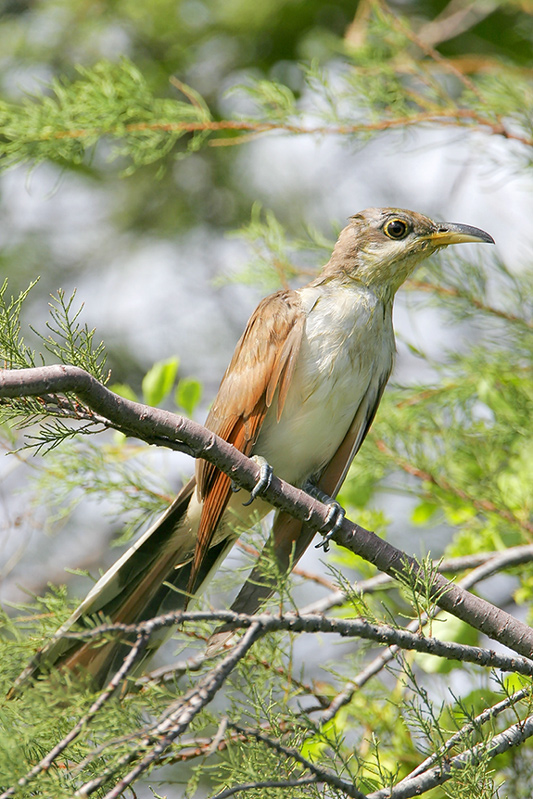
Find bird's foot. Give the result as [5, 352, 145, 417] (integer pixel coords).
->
[317, 501, 346, 551]
[304, 482, 346, 552]
[242, 456, 273, 506]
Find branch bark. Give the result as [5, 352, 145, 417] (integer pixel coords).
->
[318, 544, 533, 724]
[1, 364, 533, 661]
[367, 711, 533, 799]
[58, 609, 533, 678]
[74, 623, 264, 797]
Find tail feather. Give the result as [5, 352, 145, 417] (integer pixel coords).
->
[11, 481, 318, 692]
[231, 514, 316, 615]
[10, 479, 201, 694]
[207, 513, 316, 653]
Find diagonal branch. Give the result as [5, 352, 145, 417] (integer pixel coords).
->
[405, 278, 533, 330]
[319, 544, 533, 724]
[229, 722, 366, 799]
[301, 545, 533, 616]
[375, 439, 533, 539]
[1, 364, 533, 661]
[403, 683, 533, 784]
[366, 710, 533, 799]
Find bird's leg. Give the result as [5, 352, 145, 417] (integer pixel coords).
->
[303, 481, 346, 552]
[242, 455, 274, 506]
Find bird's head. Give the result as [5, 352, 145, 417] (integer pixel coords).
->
[326, 207, 494, 300]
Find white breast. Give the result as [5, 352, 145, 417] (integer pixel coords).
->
[254, 282, 394, 486]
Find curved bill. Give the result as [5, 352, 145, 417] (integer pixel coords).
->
[426, 222, 495, 246]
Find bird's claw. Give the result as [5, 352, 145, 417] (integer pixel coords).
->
[303, 482, 346, 552]
[242, 456, 273, 506]
[315, 500, 346, 552]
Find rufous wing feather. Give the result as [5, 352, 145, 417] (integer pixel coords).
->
[189, 290, 305, 592]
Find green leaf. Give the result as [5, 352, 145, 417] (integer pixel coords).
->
[415, 614, 479, 674]
[142, 357, 179, 406]
[300, 715, 342, 762]
[175, 377, 202, 416]
[411, 500, 439, 525]
[110, 382, 138, 402]
[30, 288, 106, 380]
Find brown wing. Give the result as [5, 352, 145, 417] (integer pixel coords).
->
[189, 290, 305, 591]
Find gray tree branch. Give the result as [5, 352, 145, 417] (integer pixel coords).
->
[367, 711, 533, 799]
[319, 544, 533, 724]
[73, 623, 263, 797]
[57, 608, 533, 678]
[1, 363, 533, 661]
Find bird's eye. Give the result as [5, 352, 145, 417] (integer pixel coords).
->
[384, 219, 408, 240]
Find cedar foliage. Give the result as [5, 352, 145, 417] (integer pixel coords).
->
[0, 2, 532, 797]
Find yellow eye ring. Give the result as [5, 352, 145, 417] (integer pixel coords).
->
[384, 219, 408, 240]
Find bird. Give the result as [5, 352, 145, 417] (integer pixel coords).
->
[11, 207, 494, 692]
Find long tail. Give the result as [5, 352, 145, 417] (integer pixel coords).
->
[11, 489, 319, 692]
[206, 512, 316, 653]
[10, 479, 233, 693]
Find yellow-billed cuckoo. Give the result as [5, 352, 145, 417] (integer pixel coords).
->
[12, 207, 494, 691]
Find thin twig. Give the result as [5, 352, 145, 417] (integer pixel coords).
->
[0, 633, 149, 799]
[405, 684, 533, 782]
[406, 278, 533, 330]
[49, 110, 533, 148]
[2, 365, 533, 660]
[384, 0, 485, 100]
[319, 544, 533, 723]
[237, 538, 336, 589]
[230, 722, 366, 799]
[301, 547, 533, 616]
[366, 711, 533, 799]
[211, 776, 320, 799]
[375, 439, 533, 538]
[74, 623, 263, 797]
[140, 640, 329, 706]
